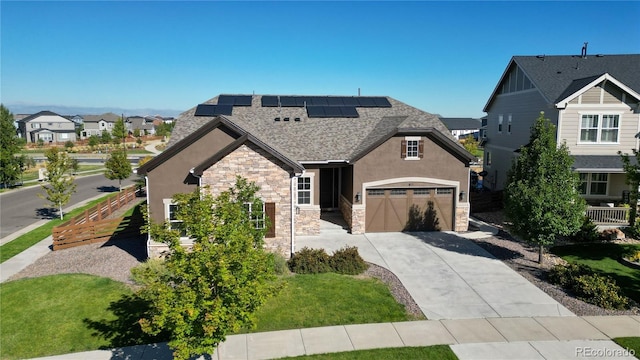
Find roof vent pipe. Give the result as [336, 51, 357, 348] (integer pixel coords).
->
[581, 42, 588, 58]
[358, 88, 361, 96]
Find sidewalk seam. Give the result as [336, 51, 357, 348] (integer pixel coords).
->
[438, 320, 461, 344]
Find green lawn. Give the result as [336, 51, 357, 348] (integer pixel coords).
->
[0, 274, 136, 359]
[0, 271, 420, 359]
[550, 243, 640, 303]
[278, 346, 458, 359]
[613, 337, 640, 358]
[245, 272, 421, 333]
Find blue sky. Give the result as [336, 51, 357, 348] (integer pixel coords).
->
[2, 1, 639, 117]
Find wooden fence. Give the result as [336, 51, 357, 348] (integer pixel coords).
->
[469, 191, 503, 213]
[52, 187, 140, 250]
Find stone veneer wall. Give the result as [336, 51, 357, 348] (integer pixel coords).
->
[200, 143, 293, 257]
[340, 195, 365, 234]
[455, 203, 470, 232]
[295, 208, 320, 235]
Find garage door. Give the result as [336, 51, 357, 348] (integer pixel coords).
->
[365, 188, 454, 232]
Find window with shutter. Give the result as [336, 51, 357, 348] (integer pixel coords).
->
[265, 202, 276, 238]
[403, 136, 421, 160]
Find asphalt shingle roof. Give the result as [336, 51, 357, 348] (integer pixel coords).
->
[572, 155, 635, 171]
[439, 118, 482, 131]
[168, 95, 465, 163]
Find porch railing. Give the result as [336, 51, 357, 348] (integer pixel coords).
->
[586, 206, 630, 226]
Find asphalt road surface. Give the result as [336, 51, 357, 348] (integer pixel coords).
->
[0, 173, 136, 239]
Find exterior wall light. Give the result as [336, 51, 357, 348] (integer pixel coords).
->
[355, 192, 362, 203]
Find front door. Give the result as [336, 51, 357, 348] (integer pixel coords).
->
[320, 168, 340, 210]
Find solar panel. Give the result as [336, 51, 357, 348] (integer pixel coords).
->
[279, 96, 298, 107]
[262, 96, 279, 107]
[357, 97, 377, 107]
[327, 97, 345, 106]
[194, 104, 233, 116]
[340, 106, 360, 117]
[306, 106, 360, 118]
[217, 95, 235, 105]
[233, 95, 253, 106]
[373, 97, 391, 107]
[311, 97, 329, 106]
[341, 97, 360, 106]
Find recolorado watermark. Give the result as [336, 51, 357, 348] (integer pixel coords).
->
[576, 346, 635, 358]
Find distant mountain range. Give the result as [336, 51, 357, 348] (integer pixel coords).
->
[5, 103, 183, 118]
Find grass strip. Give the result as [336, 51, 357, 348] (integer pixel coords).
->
[613, 337, 640, 357]
[1, 193, 121, 263]
[278, 345, 458, 359]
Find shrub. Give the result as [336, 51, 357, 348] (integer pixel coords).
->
[268, 252, 290, 275]
[569, 217, 600, 243]
[548, 262, 628, 310]
[287, 247, 331, 274]
[573, 274, 628, 309]
[329, 246, 368, 275]
[547, 262, 591, 288]
[130, 258, 170, 285]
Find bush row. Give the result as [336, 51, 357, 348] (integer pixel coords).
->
[287, 246, 368, 275]
[548, 262, 628, 310]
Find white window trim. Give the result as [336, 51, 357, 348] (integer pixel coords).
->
[485, 150, 492, 167]
[578, 173, 609, 196]
[296, 172, 315, 208]
[245, 202, 266, 230]
[404, 136, 421, 160]
[163, 198, 190, 240]
[498, 115, 503, 134]
[577, 112, 622, 145]
[507, 114, 512, 134]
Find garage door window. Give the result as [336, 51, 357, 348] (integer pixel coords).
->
[436, 188, 453, 196]
[390, 189, 406, 196]
[367, 189, 384, 196]
[413, 189, 431, 196]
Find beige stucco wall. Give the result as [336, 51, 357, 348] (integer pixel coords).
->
[145, 126, 236, 224]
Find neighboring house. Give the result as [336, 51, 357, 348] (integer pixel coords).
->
[482, 53, 640, 206]
[16, 111, 77, 143]
[81, 112, 120, 138]
[137, 94, 476, 257]
[126, 116, 156, 135]
[439, 118, 482, 139]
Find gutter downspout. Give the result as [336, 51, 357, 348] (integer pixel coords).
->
[144, 175, 151, 259]
[291, 171, 304, 256]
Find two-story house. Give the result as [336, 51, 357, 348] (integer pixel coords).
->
[81, 112, 120, 139]
[17, 111, 77, 144]
[126, 116, 156, 135]
[483, 53, 640, 208]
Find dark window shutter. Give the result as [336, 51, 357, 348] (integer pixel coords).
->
[418, 140, 424, 158]
[401, 140, 407, 159]
[265, 202, 276, 238]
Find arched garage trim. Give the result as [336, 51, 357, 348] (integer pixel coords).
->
[354, 177, 461, 210]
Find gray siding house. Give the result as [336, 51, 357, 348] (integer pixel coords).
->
[17, 111, 77, 144]
[483, 53, 640, 207]
[81, 112, 120, 139]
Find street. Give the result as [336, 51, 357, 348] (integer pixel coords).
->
[0, 173, 136, 239]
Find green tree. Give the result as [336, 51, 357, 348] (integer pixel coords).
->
[0, 104, 22, 188]
[461, 136, 479, 156]
[104, 149, 132, 191]
[504, 112, 585, 264]
[39, 147, 77, 219]
[101, 130, 112, 144]
[88, 135, 100, 150]
[112, 117, 127, 147]
[136, 177, 279, 360]
[155, 122, 175, 137]
[619, 148, 640, 227]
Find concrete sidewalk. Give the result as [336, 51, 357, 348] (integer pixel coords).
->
[29, 316, 640, 359]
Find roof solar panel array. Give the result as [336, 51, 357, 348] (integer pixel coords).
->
[194, 104, 233, 116]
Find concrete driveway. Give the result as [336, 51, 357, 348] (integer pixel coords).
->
[296, 221, 574, 320]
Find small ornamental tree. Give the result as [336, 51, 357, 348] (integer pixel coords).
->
[112, 117, 127, 147]
[136, 177, 279, 360]
[104, 149, 132, 191]
[504, 112, 585, 264]
[619, 148, 640, 227]
[39, 147, 77, 219]
[0, 104, 22, 188]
